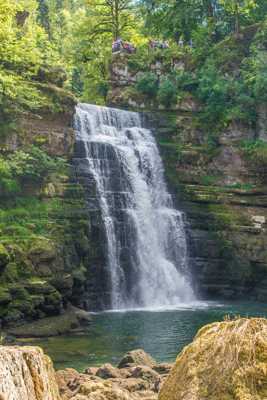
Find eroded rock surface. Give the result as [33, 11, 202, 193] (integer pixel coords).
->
[0, 346, 60, 400]
[159, 318, 267, 400]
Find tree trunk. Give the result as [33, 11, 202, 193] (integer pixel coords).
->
[114, 0, 120, 39]
[234, 0, 240, 34]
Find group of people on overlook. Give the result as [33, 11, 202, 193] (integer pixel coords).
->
[112, 37, 193, 54]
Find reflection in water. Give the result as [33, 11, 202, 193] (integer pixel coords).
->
[31, 302, 267, 371]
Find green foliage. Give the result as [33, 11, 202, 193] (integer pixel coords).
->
[200, 175, 218, 186]
[241, 139, 267, 155]
[241, 139, 267, 182]
[225, 182, 254, 190]
[196, 57, 256, 128]
[0, 147, 65, 196]
[86, 0, 135, 40]
[158, 78, 178, 107]
[136, 72, 158, 97]
[140, 0, 263, 42]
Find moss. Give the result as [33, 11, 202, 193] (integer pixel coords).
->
[29, 239, 57, 263]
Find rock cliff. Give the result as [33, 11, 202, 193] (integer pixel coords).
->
[107, 32, 267, 302]
[0, 78, 106, 329]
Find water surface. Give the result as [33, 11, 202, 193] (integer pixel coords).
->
[32, 301, 267, 371]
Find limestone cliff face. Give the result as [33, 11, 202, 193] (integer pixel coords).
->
[153, 112, 267, 302]
[0, 83, 106, 328]
[0, 346, 60, 400]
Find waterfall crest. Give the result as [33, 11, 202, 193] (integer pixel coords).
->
[74, 104, 194, 309]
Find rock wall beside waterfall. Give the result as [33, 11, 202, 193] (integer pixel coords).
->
[153, 112, 267, 302]
[0, 82, 106, 328]
[0, 346, 60, 400]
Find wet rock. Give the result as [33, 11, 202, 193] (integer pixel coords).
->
[118, 350, 156, 369]
[8, 306, 91, 338]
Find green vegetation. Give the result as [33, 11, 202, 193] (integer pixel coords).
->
[1, 0, 266, 116]
[241, 140, 267, 182]
[0, 147, 65, 196]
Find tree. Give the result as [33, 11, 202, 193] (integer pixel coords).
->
[139, 0, 222, 42]
[86, 0, 135, 40]
[219, 0, 257, 34]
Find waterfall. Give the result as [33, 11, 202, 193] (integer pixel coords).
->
[74, 104, 195, 309]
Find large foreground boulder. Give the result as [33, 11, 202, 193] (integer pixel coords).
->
[0, 346, 60, 400]
[159, 318, 267, 400]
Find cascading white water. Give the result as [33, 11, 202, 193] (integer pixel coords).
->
[74, 103, 195, 309]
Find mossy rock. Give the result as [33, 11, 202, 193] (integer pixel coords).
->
[29, 239, 57, 264]
[41, 289, 62, 315]
[8, 307, 91, 337]
[24, 280, 57, 295]
[0, 244, 10, 270]
[159, 318, 267, 400]
[9, 285, 29, 300]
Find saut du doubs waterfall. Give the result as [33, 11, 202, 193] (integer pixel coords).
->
[2, 2, 267, 398]
[74, 104, 194, 310]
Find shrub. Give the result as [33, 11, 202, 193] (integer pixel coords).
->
[136, 72, 158, 97]
[0, 146, 66, 195]
[158, 78, 178, 107]
[241, 139, 267, 182]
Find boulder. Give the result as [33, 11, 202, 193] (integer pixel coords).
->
[118, 350, 156, 369]
[159, 318, 267, 400]
[84, 367, 99, 376]
[130, 366, 160, 389]
[96, 363, 122, 379]
[0, 346, 60, 400]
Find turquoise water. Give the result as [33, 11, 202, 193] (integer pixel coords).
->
[31, 301, 267, 371]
